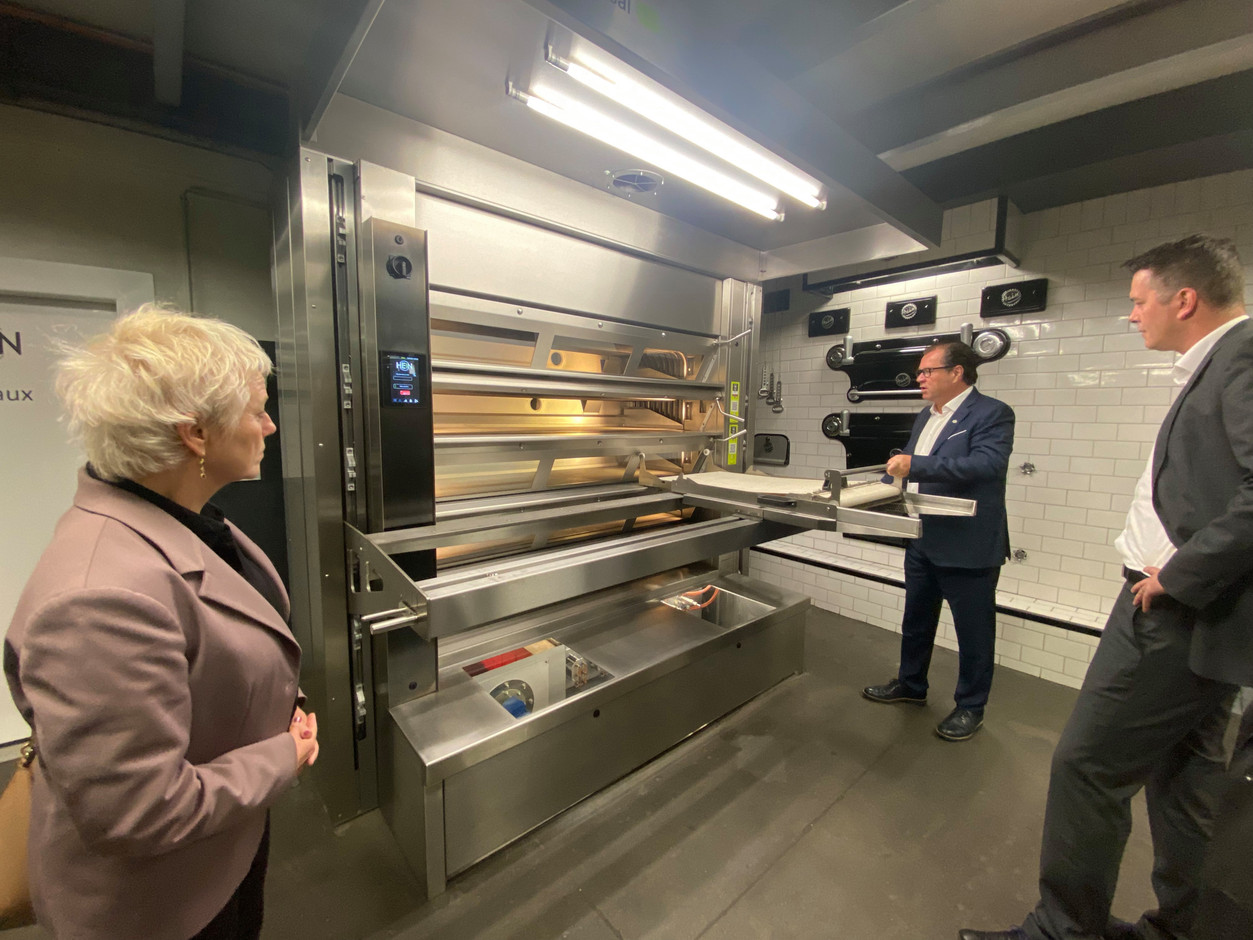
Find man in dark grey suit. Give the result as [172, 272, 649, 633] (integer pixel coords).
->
[961, 235, 1253, 940]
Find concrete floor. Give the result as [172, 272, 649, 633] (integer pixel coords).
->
[3, 609, 1160, 940]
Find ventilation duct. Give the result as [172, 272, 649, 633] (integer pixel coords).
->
[801, 197, 1021, 296]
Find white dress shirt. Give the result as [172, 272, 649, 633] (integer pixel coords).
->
[1115, 315, 1248, 572]
[907, 385, 974, 493]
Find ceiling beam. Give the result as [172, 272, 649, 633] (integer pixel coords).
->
[845, 0, 1253, 155]
[900, 69, 1253, 207]
[1001, 128, 1253, 213]
[0, 10, 288, 158]
[298, 0, 386, 142]
[152, 0, 185, 106]
[790, 0, 1132, 121]
[880, 35, 1253, 171]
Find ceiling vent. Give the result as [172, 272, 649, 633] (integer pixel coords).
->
[607, 168, 662, 198]
[802, 196, 1022, 296]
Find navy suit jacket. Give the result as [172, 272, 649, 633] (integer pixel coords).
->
[890, 386, 1015, 569]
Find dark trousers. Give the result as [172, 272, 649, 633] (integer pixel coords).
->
[897, 543, 1000, 709]
[1022, 586, 1236, 940]
[189, 820, 270, 940]
[1192, 699, 1253, 940]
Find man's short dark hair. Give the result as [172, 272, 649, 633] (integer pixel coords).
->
[927, 341, 979, 384]
[1122, 234, 1245, 309]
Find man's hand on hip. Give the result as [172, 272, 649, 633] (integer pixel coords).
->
[1131, 566, 1168, 611]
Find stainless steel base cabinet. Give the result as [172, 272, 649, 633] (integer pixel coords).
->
[381, 572, 807, 896]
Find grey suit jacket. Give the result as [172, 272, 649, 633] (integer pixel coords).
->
[4, 469, 302, 940]
[1152, 318, 1253, 686]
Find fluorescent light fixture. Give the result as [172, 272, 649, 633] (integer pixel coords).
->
[509, 83, 784, 221]
[547, 46, 826, 210]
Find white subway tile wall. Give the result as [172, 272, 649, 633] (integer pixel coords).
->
[749, 168, 1253, 691]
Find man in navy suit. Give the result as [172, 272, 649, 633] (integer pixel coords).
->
[862, 340, 1015, 741]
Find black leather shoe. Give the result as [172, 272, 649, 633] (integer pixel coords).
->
[936, 706, 984, 740]
[861, 678, 926, 705]
[958, 929, 1028, 940]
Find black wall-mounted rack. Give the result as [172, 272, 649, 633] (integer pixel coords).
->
[820, 411, 918, 467]
[825, 327, 1010, 403]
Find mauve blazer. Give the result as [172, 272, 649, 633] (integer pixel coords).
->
[4, 469, 301, 940]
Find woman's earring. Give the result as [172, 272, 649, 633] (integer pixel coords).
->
[199, 455, 206, 480]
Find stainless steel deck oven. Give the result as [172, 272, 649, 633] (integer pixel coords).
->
[273, 155, 968, 898]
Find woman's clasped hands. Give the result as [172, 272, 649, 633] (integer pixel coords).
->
[288, 707, 320, 772]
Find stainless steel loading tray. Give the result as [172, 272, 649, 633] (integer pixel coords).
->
[347, 466, 974, 645]
[347, 514, 801, 642]
[655, 467, 976, 537]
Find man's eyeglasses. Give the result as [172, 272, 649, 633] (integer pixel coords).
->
[915, 365, 955, 379]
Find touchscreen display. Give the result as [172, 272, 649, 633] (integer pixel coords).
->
[381, 352, 425, 406]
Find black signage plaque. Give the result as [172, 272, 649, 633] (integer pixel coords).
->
[808, 307, 850, 337]
[981, 278, 1048, 317]
[885, 296, 936, 329]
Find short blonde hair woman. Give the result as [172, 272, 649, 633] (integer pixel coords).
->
[5, 305, 318, 940]
[57, 305, 274, 482]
